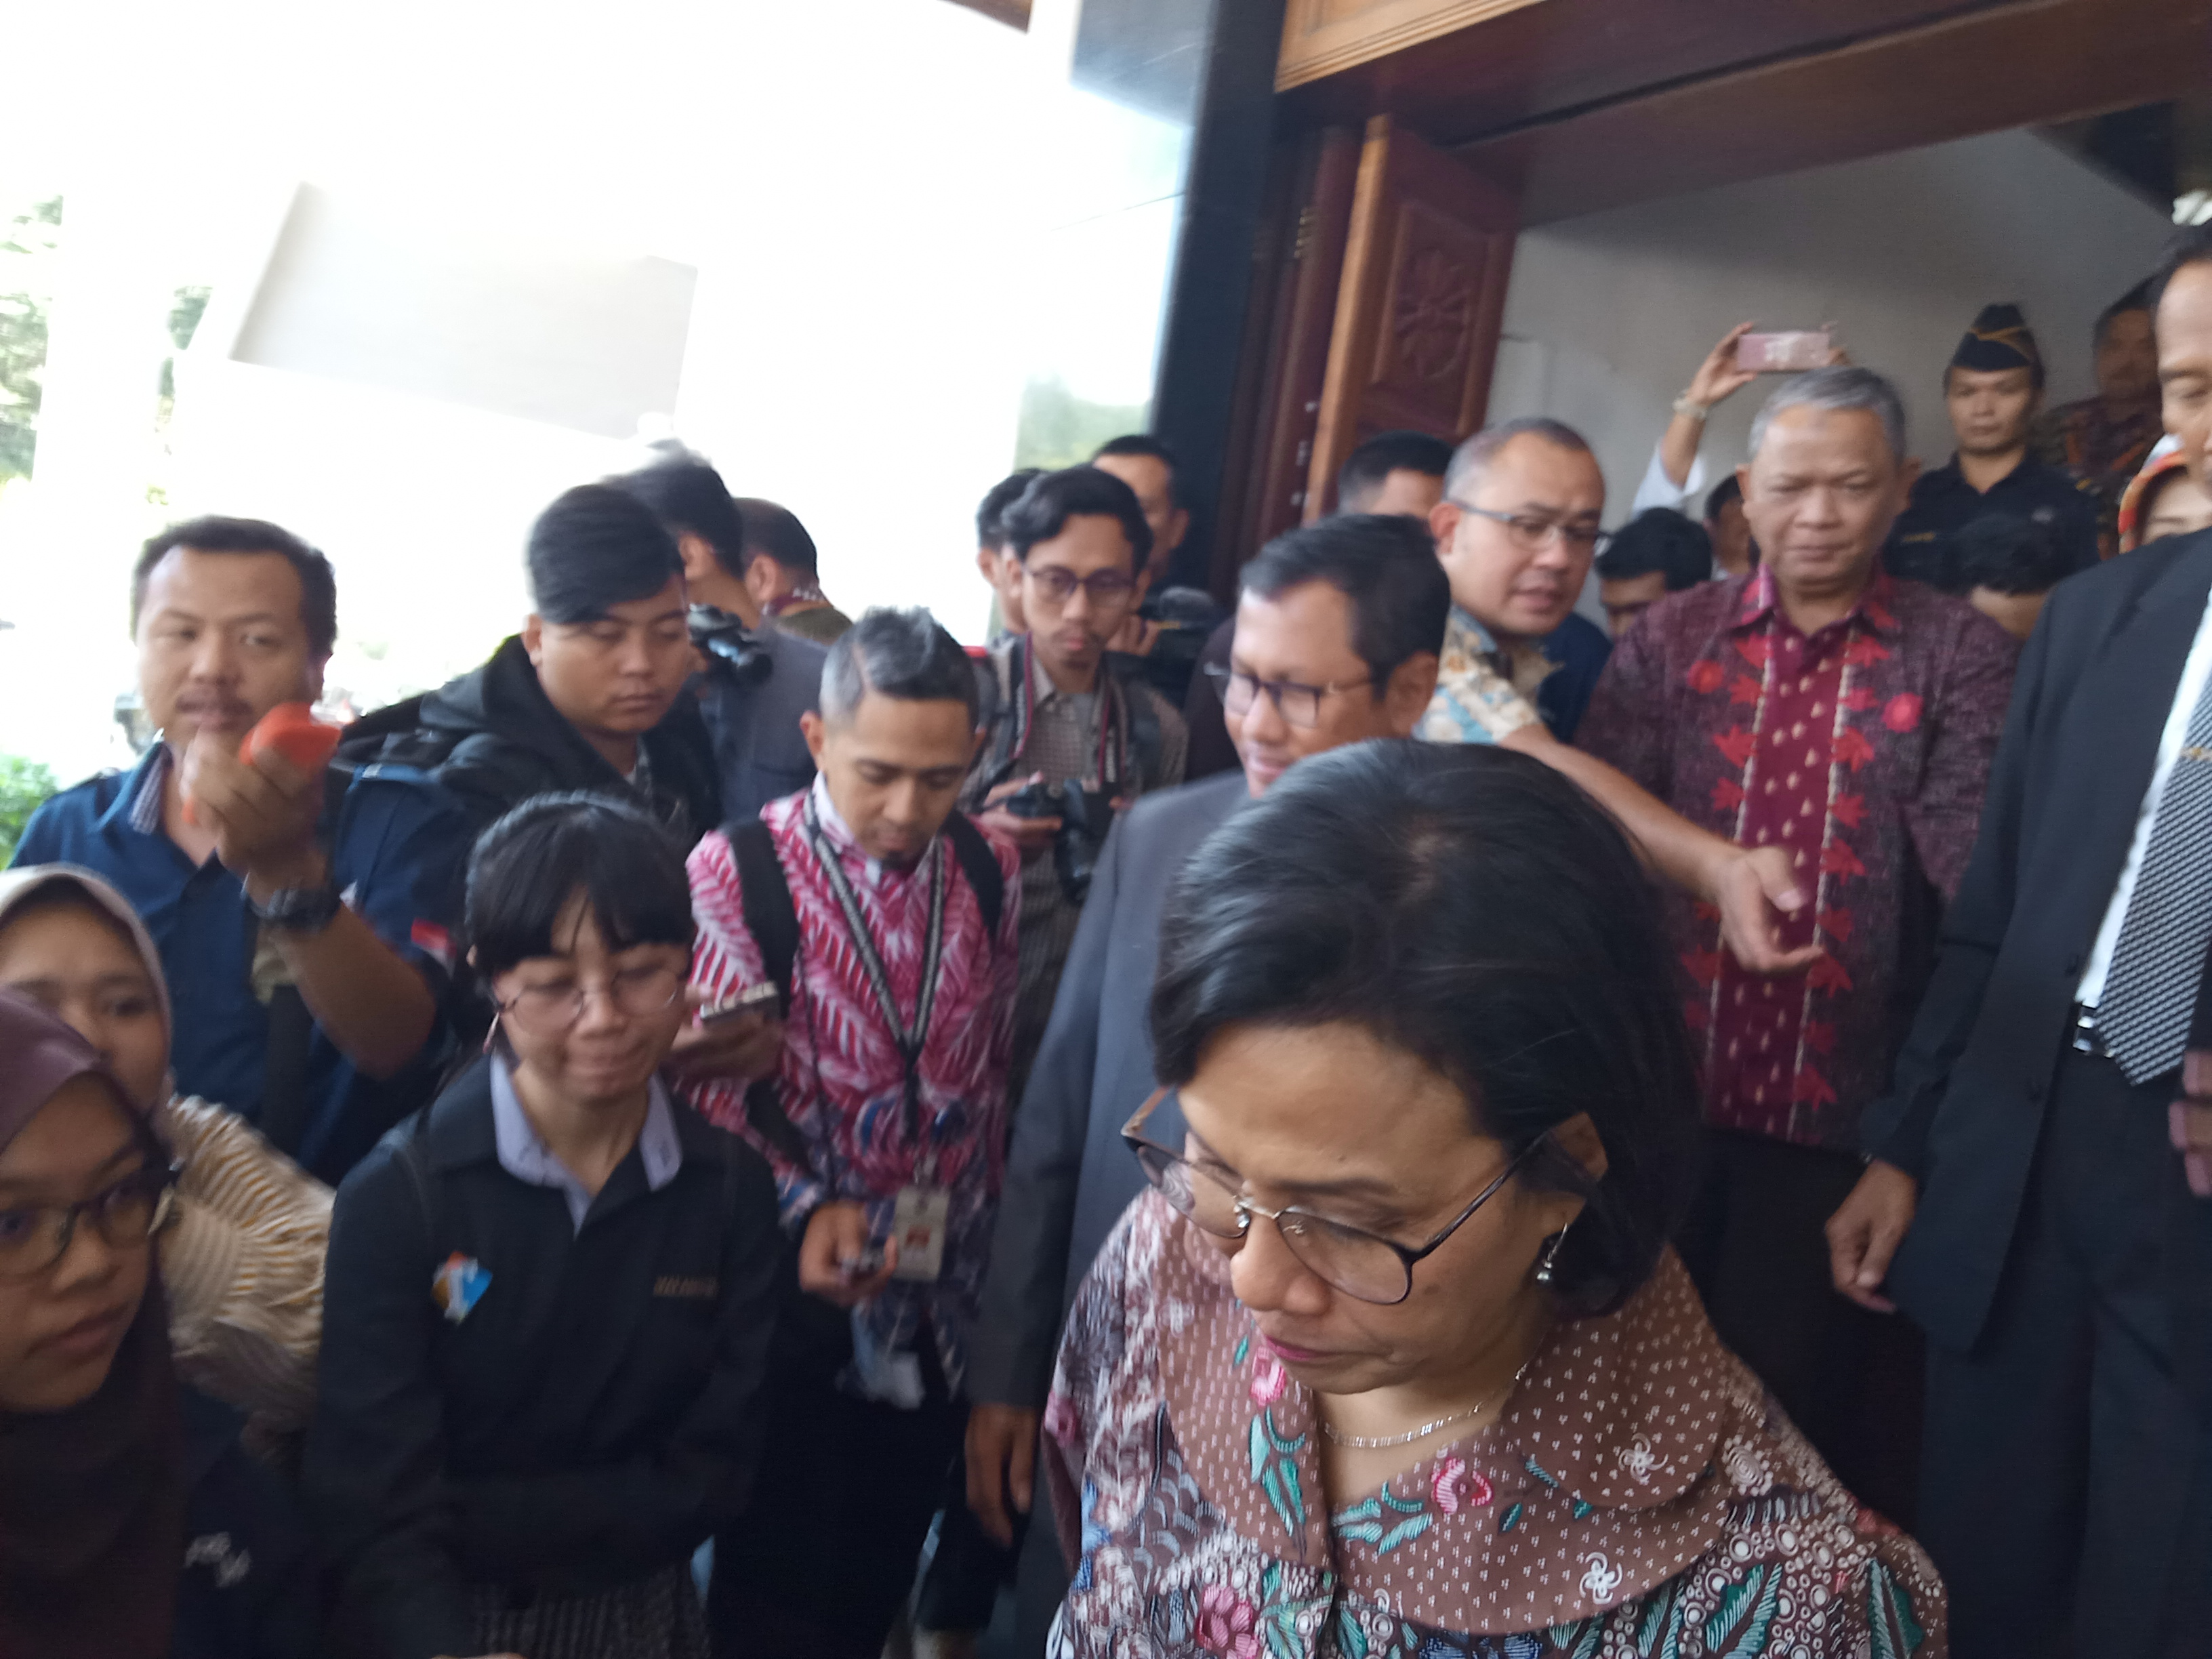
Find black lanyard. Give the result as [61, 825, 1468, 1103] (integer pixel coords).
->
[1007, 634, 1128, 789]
[800, 798, 948, 1163]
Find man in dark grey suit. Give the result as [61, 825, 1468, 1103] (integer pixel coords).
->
[1828, 228, 2212, 1657]
[958, 514, 1453, 1641]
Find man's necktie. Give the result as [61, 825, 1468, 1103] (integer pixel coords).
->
[2097, 672, 2212, 1082]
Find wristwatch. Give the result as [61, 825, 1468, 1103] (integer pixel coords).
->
[1673, 392, 1713, 421]
[249, 877, 343, 935]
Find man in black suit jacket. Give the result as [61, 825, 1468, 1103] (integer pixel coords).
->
[1829, 232, 2212, 1658]
[956, 515, 1452, 1648]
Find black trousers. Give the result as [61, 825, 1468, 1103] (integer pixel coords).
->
[1916, 1048, 2207, 1658]
[912, 1443, 1023, 1631]
[711, 1370, 965, 1659]
[1677, 1128, 1924, 1525]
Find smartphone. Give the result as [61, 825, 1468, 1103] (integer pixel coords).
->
[839, 1247, 886, 1278]
[701, 982, 780, 1023]
[1738, 329, 1832, 373]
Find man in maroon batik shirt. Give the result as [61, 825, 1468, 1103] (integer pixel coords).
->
[1578, 365, 2018, 1521]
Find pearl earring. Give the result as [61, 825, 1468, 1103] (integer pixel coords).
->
[1534, 1221, 1574, 1286]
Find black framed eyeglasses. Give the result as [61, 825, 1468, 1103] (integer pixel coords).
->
[1450, 501, 1612, 556]
[0, 1161, 180, 1282]
[1202, 662, 1374, 731]
[1122, 1089, 1539, 1305]
[1025, 567, 1139, 609]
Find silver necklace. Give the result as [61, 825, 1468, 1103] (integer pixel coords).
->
[1317, 1356, 1536, 1450]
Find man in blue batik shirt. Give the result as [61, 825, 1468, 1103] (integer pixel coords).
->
[15, 516, 469, 1183]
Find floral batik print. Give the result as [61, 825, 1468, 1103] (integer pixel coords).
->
[1580, 567, 2016, 1151]
[1419, 608, 1547, 747]
[1044, 1193, 1948, 1658]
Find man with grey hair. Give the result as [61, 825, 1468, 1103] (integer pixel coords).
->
[1423, 414, 1830, 979]
[680, 606, 1023, 1658]
[1578, 365, 2019, 1517]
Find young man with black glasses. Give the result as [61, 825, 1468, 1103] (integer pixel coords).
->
[961, 466, 1187, 1106]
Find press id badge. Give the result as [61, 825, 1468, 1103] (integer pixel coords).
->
[890, 1185, 949, 1283]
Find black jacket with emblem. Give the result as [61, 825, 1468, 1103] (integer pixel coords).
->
[302, 1057, 782, 1659]
[171, 1388, 321, 1659]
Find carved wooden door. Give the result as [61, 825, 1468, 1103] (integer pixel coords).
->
[1305, 115, 1519, 520]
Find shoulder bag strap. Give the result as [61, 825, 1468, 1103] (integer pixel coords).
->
[719, 819, 816, 1176]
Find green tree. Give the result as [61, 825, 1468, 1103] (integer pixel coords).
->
[0, 754, 58, 865]
[0, 197, 62, 484]
[1013, 374, 1149, 471]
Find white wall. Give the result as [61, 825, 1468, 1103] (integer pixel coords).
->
[1489, 128, 2177, 524]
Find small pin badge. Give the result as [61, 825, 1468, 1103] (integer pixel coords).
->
[431, 1252, 491, 1324]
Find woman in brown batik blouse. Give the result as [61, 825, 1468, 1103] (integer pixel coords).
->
[1042, 741, 1946, 1659]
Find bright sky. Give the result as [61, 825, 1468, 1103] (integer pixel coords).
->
[0, 0, 1190, 780]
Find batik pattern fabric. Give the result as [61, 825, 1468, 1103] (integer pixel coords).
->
[683, 783, 1021, 1393]
[2034, 394, 2165, 535]
[2116, 435, 2190, 554]
[1578, 569, 2016, 1150]
[468, 1559, 708, 1659]
[1044, 1194, 1946, 1659]
[1419, 607, 1547, 745]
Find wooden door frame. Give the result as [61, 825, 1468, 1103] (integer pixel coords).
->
[1305, 115, 1518, 520]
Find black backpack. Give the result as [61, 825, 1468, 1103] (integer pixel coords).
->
[719, 814, 1004, 1173]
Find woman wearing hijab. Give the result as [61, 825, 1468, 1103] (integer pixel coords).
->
[1045, 744, 1946, 1656]
[0, 866, 330, 1433]
[0, 990, 319, 1659]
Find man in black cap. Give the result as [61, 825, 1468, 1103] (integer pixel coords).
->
[1887, 302, 2100, 589]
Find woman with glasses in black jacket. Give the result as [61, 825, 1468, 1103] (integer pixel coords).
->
[304, 794, 782, 1659]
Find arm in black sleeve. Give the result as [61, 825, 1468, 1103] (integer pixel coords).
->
[1862, 600, 2055, 1178]
[301, 1147, 472, 1659]
[966, 808, 1129, 1409]
[453, 1147, 784, 1580]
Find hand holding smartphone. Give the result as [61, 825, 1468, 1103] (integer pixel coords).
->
[1737, 329, 1834, 373]
[701, 981, 780, 1023]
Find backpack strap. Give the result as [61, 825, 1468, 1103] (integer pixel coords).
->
[397, 1108, 439, 1263]
[941, 812, 1004, 938]
[973, 647, 1023, 795]
[724, 819, 799, 1012]
[718, 819, 815, 1176]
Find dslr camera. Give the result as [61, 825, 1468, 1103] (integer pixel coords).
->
[688, 605, 773, 686]
[999, 778, 1115, 905]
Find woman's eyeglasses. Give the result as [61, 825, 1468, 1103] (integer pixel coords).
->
[1202, 663, 1374, 731]
[494, 964, 686, 1036]
[1122, 1089, 1538, 1305]
[0, 1163, 178, 1282]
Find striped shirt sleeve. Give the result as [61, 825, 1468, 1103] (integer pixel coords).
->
[157, 1096, 333, 1434]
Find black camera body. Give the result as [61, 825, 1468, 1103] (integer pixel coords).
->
[999, 779, 1115, 904]
[688, 605, 773, 687]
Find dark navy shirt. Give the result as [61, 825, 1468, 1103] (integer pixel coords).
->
[14, 745, 468, 1178]
[1538, 611, 1614, 744]
[1886, 453, 2100, 588]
